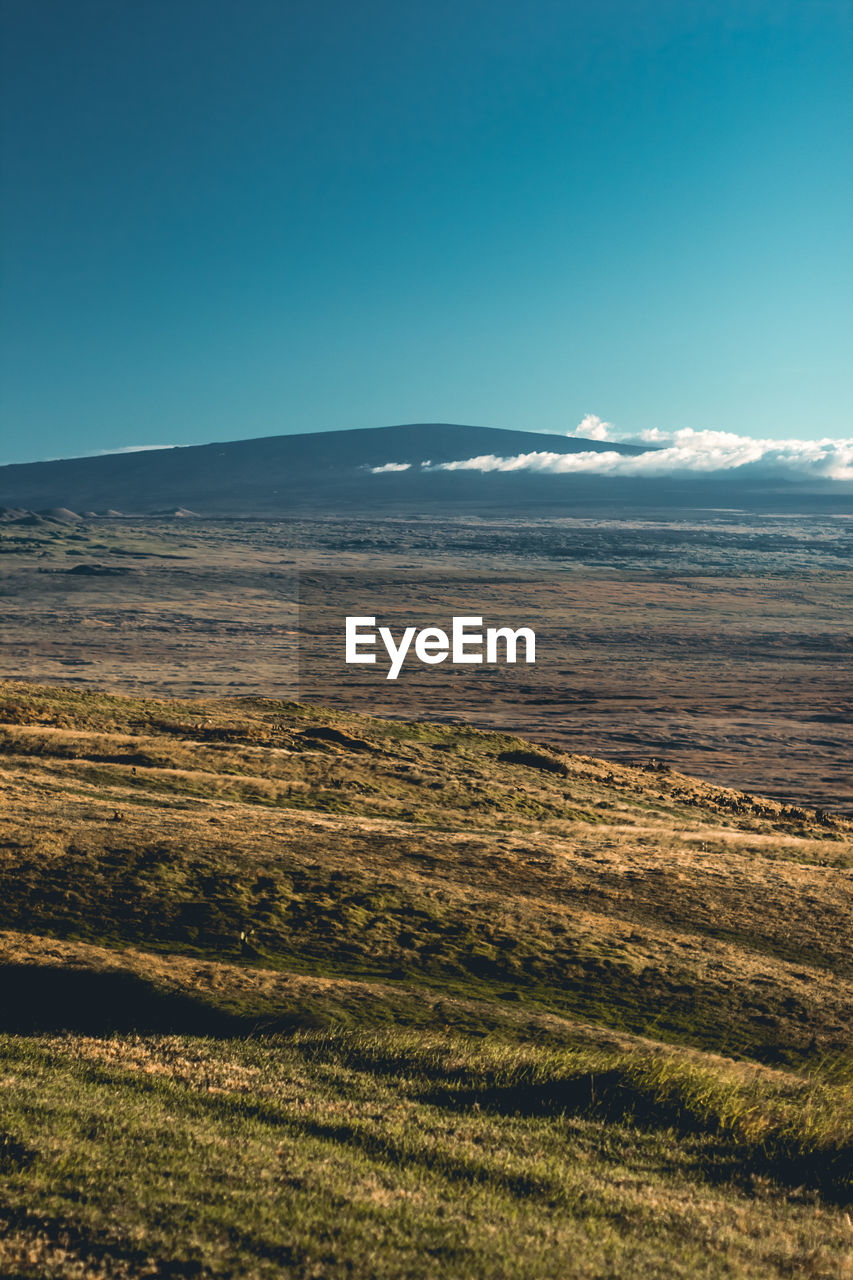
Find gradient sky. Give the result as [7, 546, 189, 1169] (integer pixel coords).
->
[1, 0, 851, 464]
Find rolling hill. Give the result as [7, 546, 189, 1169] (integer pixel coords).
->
[0, 681, 851, 1277]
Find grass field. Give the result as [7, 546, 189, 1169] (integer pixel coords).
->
[0, 681, 851, 1276]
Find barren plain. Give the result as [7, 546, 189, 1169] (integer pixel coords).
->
[1, 510, 850, 811]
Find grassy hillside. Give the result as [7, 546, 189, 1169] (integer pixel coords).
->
[0, 681, 851, 1277]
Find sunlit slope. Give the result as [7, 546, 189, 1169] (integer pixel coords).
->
[2, 681, 852, 1274]
[0, 681, 850, 1071]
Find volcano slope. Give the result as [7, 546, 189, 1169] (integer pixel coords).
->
[0, 681, 851, 1279]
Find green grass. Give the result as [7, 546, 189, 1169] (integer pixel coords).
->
[0, 1031, 850, 1279]
[1, 681, 852, 1276]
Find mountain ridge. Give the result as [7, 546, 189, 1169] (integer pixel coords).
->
[0, 422, 641, 515]
[1, 421, 848, 515]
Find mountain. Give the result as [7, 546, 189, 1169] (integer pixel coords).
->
[0, 422, 848, 516]
[0, 423, 627, 515]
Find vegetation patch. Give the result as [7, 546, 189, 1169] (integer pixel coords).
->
[0, 682, 851, 1276]
[497, 748, 570, 776]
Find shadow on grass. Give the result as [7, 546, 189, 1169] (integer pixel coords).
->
[0, 1199, 208, 1278]
[423, 1076, 852, 1206]
[0, 963, 352, 1037]
[0, 964, 245, 1036]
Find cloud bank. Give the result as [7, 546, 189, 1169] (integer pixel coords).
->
[371, 421, 853, 482]
[433, 429, 853, 481]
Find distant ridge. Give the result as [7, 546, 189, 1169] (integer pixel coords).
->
[0, 422, 847, 515]
[0, 423, 642, 515]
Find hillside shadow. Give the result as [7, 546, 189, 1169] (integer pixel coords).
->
[0, 964, 245, 1036]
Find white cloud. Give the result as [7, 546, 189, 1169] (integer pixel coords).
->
[97, 444, 177, 455]
[435, 449, 628, 474]
[572, 413, 612, 441]
[427, 427, 853, 481]
[370, 461, 412, 473]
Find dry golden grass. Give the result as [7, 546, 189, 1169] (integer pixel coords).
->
[0, 679, 850, 1065]
[1, 680, 852, 1277]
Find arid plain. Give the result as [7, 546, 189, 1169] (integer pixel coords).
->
[1, 509, 851, 812]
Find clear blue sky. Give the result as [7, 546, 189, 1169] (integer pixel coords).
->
[1, 0, 850, 464]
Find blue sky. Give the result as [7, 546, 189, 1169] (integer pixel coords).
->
[1, 0, 850, 464]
